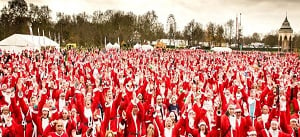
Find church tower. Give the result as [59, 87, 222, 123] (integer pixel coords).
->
[278, 15, 294, 52]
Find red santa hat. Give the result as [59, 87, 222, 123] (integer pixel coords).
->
[290, 114, 298, 123]
[271, 118, 279, 125]
[198, 119, 207, 127]
[1, 105, 9, 112]
[247, 126, 257, 136]
[234, 103, 242, 113]
[42, 104, 50, 111]
[62, 107, 69, 113]
[226, 100, 236, 110]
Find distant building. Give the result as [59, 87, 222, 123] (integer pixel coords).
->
[278, 16, 294, 52]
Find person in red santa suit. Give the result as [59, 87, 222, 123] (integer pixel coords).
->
[125, 92, 145, 137]
[291, 91, 300, 114]
[220, 101, 237, 137]
[255, 98, 279, 137]
[48, 119, 68, 137]
[141, 107, 164, 137]
[278, 95, 300, 137]
[155, 95, 168, 122]
[74, 88, 95, 135]
[234, 103, 252, 137]
[261, 118, 290, 137]
[163, 116, 175, 137]
[18, 88, 48, 137]
[106, 87, 126, 135]
[55, 92, 68, 113]
[43, 107, 76, 137]
[280, 113, 300, 137]
[0, 113, 17, 137]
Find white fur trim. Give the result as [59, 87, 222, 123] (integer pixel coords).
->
[290, 118, 298, 122]
[6, 121, 12, 127]
[198, 121, 206, 126]
[93, 88, 100, 92]
[42, 107, 49, 111]
[119, 123, 125, 130]
[271, 120, 278, 125]
[234, 109, 242, 112]
[247, 131, 257, 135]
[131, 100, 137, 106]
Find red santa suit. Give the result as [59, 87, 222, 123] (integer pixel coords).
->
[125, 100, 145, 137]
[261, 118, 291, 137]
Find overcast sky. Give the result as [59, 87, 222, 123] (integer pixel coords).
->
[1, 0, 300, 36]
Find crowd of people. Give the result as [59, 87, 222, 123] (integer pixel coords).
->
[0, 48, 299, 137]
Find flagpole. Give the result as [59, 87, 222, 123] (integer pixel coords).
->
[38, 27, 40, 46]
[43, 30, 45, 45]
[105, 36, 107, 48]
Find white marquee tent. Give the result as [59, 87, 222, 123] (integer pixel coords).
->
[0, 34, 60, 53]
[133, 43, 142, 50]
[211, 47, 232, 52]
[141, 44, 154, 51]
[113, 43, 120, 49]
[105, 42, 120, 50]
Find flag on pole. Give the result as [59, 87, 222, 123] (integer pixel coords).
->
[43, 30, 45, 45]
[54, 33, 57, 43]
[38, 28, 40, 36]
[28, 22, 33, 35]
[38, 28, 40, 45]
[58, 33, 61, 45]
[105, 36, 107, 47]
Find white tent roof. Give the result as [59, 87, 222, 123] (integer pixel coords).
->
[133, 43, 142, 49]
[141, 44, 154, 51]
[105, 42, 113, 49]
[106, 42, 120, 50]
[113, 43, 120, 49]
[0, 34, 60, 53]
[211, 47, 232, 52]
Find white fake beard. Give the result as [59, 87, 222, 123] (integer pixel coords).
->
[84, 108, 92, 118]
[200, 131, 206, 137]
[189, 118, 194, 128]
[160, 87, 165, 95]
[203, 100, 213, 109]
[261, 114, 269, 124]
[1, 114, 9, 122]
[119, 78, 125, 85]
[269, 129, 279, 137]
[3, 93, 11, 105]
[248, 97, 255, 104]
[135, 77, 139, 85]
[59, 99, 66, 112]
[229, 115, 236, 130]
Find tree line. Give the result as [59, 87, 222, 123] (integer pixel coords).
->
[0, 0, 299, 48]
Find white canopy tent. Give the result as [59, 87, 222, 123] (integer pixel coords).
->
[211, 47, 232, 52]
[105, 42, 113, 49]
[113, 43, 120, 49]
[141, 44, 154, 51]
[133, 43, 142, 50]
[0, 34, 60, 53]
[105, 42, 120, 50]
